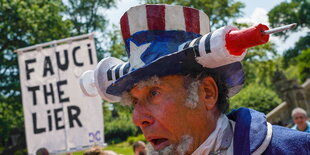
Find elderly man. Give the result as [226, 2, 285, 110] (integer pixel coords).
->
[81, 4, 310, 155]
[291, 107, 310, 133]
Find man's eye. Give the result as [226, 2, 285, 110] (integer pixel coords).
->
[149, 89, 160, 97]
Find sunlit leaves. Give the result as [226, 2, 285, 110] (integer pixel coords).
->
[230, 83, 282, 114]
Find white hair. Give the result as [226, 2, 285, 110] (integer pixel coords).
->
[120, 76, 200, 109]
[120, 91, 133, 106]
[136, 76, 161, 89]
[176, 135, 194, 154]
[291, 107, 307, 118]
[184, 80, 200, 109]
[147, 135, 193, 155]
[147, 144, 173, 155]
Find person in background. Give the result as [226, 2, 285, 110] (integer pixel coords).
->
[291, 107, 310, 133]
[133, 141, 146, 155]
[36, 148, 49, 155]
[84, 145, 118, 155]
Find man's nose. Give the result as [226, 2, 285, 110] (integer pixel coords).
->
[132, 104, 154, 128]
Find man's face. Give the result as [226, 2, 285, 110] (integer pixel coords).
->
[130, 75, 218, 154]
[293, 113, 307, 126]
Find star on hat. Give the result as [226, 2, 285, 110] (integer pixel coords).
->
[129, 41, 151, 71]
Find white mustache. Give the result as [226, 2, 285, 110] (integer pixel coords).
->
[147, 135, 193, 155]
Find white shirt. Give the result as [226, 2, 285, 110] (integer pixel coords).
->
[192, 114, 235, 155]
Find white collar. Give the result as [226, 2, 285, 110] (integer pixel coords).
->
[191, 114, 234, 155]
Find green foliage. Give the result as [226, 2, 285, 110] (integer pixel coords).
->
[0, 0, 72, 148]
[230, 84, 282, 114]
[0, 0, 116, 153]
[296, 48, 310, 82]
[282, 44, 310, 83]
[103, 141, 134, 155]
[104, 103, 138, 144]
[72, 141, 133, 155]
[126, 134, 146, 145]
[104, 25, 127, 60]
[63, 0, 117, 60]
[0, 0, 72, 46]
[64, 0, 115, 35]
[284, 64, 300, 80]
[0, 96, 24, 142]
[241, 42, 280, 87]
[268, 0, 310, 39]
[268, 0, 310, 82]
[142, 0, 245, 29]
[282, 35, 310, 68]
[104, 117, 138, 144]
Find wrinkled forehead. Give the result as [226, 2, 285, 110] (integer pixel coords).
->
[121, 75, 188, 105]
[132, 75, 189, 91]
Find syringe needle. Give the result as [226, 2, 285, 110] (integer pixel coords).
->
[261, 23, 297, 35]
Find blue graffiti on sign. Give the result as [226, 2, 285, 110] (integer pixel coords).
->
[88, 130, 101, 143]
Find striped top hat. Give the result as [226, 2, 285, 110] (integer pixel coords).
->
[80, 4, 245, 102]
[120, 4, 210, 71]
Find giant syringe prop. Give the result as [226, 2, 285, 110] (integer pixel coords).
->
[180, 23, 297, 68]
[226, 23, 297, 55]
[79, 23, 297, 102]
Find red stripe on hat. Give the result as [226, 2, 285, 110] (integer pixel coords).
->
[120, 12, 130, 40]
[146, 5, 165, 31]
[183, 7, 200, 34]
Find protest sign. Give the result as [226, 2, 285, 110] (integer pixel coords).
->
[16, 34, 103, 154]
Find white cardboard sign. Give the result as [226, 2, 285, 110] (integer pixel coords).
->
[17, 37, 103, 155]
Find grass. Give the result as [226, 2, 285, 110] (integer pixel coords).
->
[70, 142, 133, 155]
[104, 142, 133, 155]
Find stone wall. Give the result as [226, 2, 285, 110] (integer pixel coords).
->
[267, 78, 310, 126]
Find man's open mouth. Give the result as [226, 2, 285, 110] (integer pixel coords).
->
[149, 138, 170, 150]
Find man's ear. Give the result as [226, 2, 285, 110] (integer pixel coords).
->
[200, 76, 218, 110]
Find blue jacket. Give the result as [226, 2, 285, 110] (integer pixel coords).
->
[227, 108, 310, 155]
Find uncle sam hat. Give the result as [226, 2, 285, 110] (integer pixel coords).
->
[80, 4, 245, 102]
